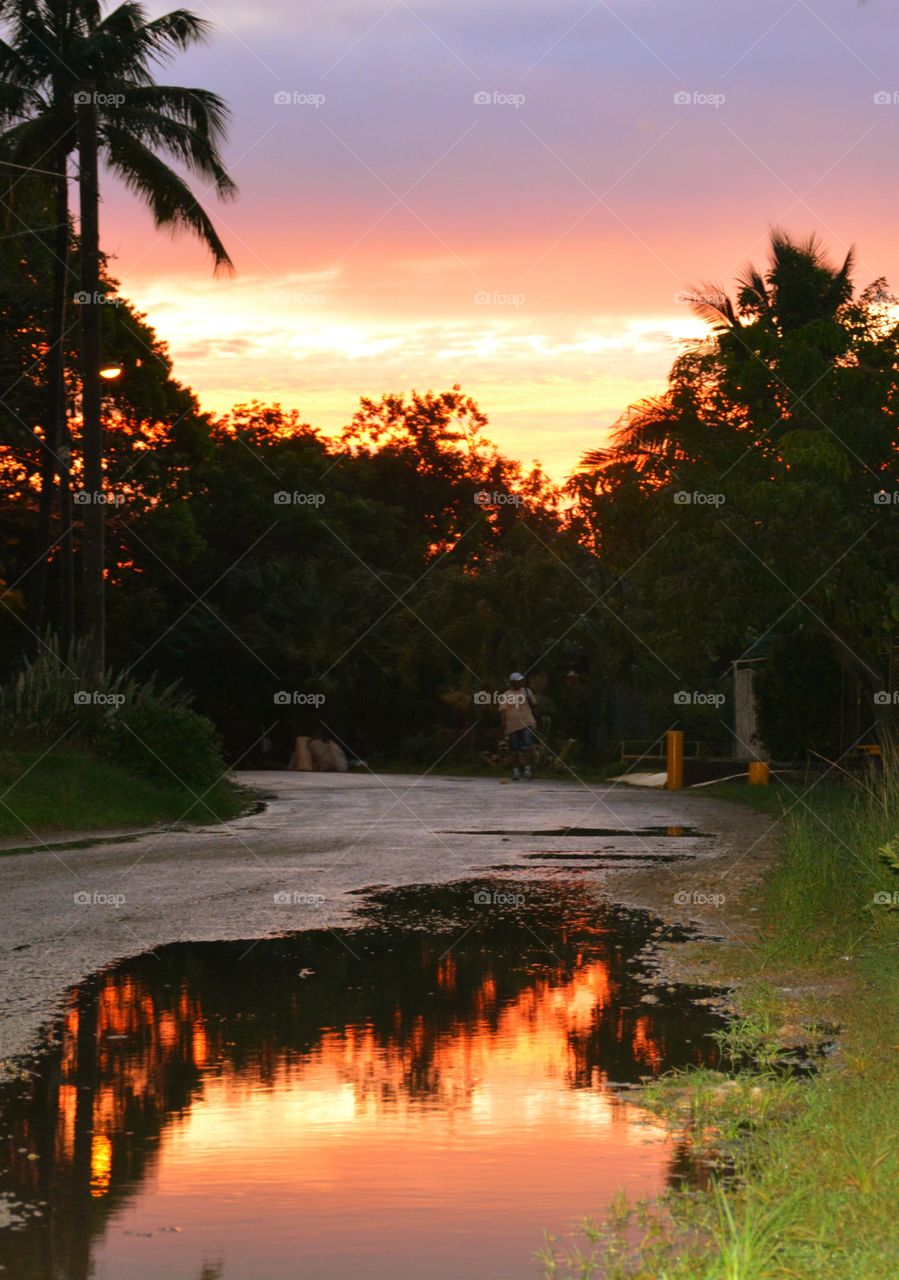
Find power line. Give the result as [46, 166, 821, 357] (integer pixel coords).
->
[0, 221, 69, 240]
[0, 158, 72, 179]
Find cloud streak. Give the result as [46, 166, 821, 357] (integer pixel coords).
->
[105, 0, 899, 474]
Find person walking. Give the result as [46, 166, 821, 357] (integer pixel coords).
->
[499, 671, 537, 781]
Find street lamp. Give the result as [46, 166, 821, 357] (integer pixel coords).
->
[99, 361, 123, 380]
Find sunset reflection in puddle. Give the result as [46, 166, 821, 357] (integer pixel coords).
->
[0, 878, 722, 1280]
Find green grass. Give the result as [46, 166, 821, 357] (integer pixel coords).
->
[729, 965, 899, 1279]
[542, 759, 899, 1279]
[698, 778, 792, 814]
[0, 749, 253, 842]
[756, 768, 895, 966]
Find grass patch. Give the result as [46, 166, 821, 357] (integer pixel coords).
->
[697, 778, 792, 815]
[0, 749, 252, 842]
[641, 1065, 802, 1158]
[756, 768, 894, 967]
[541, 759, 899, 1279]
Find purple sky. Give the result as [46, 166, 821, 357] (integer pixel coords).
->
[100, 0, 899, 475]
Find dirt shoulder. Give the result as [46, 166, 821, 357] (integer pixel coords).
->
[602, 791, 855, 1051]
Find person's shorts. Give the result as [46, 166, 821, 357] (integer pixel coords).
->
[507, 727, 535, 752]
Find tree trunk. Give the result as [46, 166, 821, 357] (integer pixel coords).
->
[27, 141, 70, 637]
[77, 99, 104, 677]
[59, 407, 76, 649]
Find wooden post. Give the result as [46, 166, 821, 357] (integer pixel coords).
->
[666, 730, 684, 790]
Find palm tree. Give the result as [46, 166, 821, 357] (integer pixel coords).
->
[578, 230, 857, 477]
[0, 3, 76, 638]
[690, 230, 854, 336]
[0, 0, 236, 670]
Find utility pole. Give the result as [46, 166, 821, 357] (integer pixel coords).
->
[77, 93, 104, 677]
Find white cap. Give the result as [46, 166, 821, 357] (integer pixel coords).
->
[509, 672, 525, 681]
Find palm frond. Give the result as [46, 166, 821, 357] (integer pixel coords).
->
[832, 244, 856, 306]
[102, 103, 236, 196]
[611, 395, 681, 453]
[0, 32, 42, 86]
[0, 79, 44, 121]
[104, 124, 233, 269]
[115, 82, 230, 140]
[578, 446, 615, 472]
[735, 264, 771, 315]
[0, 110, 73, 168]
[97, 5, 211, 67]
[687, 283, 738, 332]
[140, 7, 211, 49]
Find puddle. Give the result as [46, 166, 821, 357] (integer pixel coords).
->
[444, 826, 712, 838]
[0, 878, 723, 1280]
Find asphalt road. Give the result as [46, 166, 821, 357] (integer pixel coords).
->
[0, 771, 778, 1065]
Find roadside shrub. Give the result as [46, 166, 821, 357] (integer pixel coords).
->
[100, 700, 227, 792]
[0, 634, 183, 744]
[0, 637, 227, 793]
[0, 635, 97, 741]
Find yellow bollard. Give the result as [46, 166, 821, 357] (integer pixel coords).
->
[748, 761, 770, 786]
[666, 730, 684, 790]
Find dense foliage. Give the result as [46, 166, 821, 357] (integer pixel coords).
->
[3, 221, 899, 767]
[570, 232, 899, 759]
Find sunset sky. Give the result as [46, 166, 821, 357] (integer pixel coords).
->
[100, 0, 899, 478]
